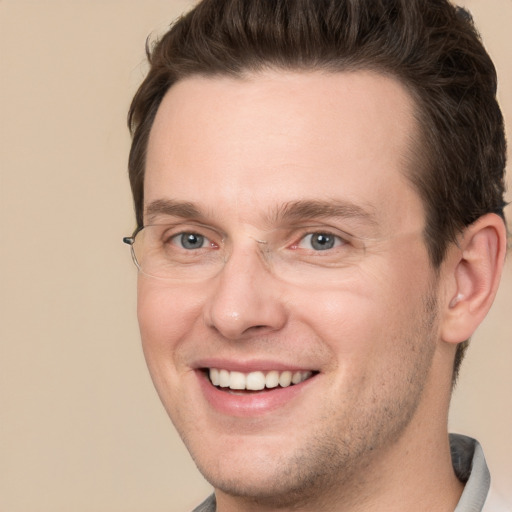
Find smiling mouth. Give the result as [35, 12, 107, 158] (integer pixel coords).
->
[206, 368, 317, 392]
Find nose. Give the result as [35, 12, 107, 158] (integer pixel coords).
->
[203, 245, 288, 340]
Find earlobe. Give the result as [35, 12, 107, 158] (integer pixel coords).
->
[440, 213, 507, 344]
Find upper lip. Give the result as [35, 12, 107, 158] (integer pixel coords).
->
[192, 358, 317, 373]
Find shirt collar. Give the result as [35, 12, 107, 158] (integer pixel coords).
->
[451, 433, 491, 512]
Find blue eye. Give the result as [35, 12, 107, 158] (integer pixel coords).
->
[178, 233, 206, 250]
[300, 232, 342, 251]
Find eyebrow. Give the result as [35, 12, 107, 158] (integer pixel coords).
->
[145, 199, 205, 224]
[268, 199, 378, 227]
[144, 198, 378, 227]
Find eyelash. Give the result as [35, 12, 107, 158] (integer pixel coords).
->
[167, 229, 349, 252]
[168, 231, 218, 250]
[294, 232, 346, 251]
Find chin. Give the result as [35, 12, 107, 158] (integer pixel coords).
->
[184, 429, 356, 507]
[197, 459, 323, 507]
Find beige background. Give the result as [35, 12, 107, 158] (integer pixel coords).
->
[0, 1, 510, 511]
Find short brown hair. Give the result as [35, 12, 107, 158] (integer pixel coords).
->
[127, 0, 507, 379]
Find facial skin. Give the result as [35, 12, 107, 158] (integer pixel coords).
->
[139, 71, 464, 511]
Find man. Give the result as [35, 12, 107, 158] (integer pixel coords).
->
[123, 1, 508, 510]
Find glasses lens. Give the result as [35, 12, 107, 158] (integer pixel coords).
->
[132, 225, 225, 281]
[127, 224, 420, 288]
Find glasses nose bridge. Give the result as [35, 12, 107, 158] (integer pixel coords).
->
[220, 234, 274, 274]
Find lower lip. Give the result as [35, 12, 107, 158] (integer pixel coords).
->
[197, 371, 317, 417]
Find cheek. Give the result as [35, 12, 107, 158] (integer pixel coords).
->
[136, 278, 209, 423]
[291, 276, 386, 347]
[136, 278, 204, 367]
[291, 261, 431, 362]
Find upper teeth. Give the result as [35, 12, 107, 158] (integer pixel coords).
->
[209, 369, 313, 391]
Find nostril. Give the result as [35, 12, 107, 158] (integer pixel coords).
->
[243, 324, 271, 335]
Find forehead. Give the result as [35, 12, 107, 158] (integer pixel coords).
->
[145, 70, 424, 233]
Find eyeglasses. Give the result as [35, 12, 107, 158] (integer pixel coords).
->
[123, 222, 369, 285]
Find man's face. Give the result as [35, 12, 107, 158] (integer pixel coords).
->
[139, 71, 442, 503]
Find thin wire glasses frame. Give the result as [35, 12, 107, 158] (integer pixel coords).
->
[122, 222, 368, 284]
[122, 227, 143, 271]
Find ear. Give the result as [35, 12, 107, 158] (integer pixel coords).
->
[440, 213, 507, 344]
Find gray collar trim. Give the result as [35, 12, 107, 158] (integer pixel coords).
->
[451, 434, 490, 512]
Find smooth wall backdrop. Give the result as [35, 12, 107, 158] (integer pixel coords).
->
[1, 1, 510, 511]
